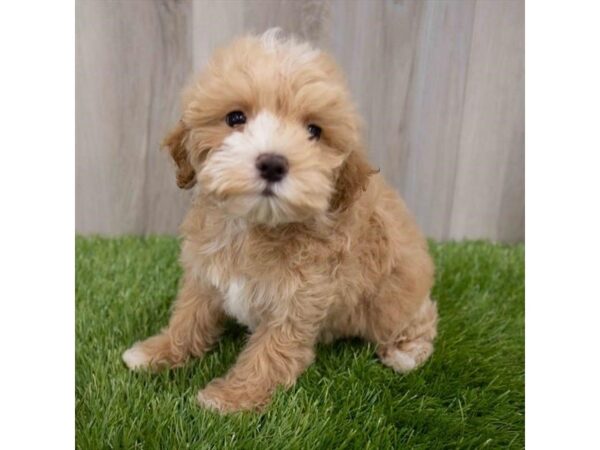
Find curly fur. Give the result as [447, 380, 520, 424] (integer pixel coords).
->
[123, 29, 438, 413]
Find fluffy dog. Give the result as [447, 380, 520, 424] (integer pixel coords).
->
[123, 29, 437, 413]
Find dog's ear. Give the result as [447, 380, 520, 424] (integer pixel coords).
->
[330, 150, 378, 212]
[162, 120, 196, 189]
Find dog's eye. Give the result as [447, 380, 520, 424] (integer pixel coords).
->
[307, 124, 322, 141]
[225, 111, 246, 127]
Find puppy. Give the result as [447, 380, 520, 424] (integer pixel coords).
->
[123, 29, 437, 413]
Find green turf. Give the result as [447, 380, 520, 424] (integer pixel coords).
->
[76, 236, 524, 449]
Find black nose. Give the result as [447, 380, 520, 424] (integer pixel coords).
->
[256, 153, 288, 183]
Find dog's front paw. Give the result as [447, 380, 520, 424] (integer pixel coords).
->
[122, 333, 189, 371]
[196, 379, 269, 413]
[122, 343, 151, 371]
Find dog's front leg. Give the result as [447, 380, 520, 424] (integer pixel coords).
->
[122, 275, 225, 371]
[196, 319, 318, 413]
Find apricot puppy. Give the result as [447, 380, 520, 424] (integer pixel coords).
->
[123, 29, 437, 413]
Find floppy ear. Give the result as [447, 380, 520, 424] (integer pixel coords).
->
[330, 150, 378, 212]
[162, 120, 196, 189]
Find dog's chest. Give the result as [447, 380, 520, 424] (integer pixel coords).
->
[200, 252, 279, 331]
[185, 222, 301, 330]
[221, 277, 258, 330]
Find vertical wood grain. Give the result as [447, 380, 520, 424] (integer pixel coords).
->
[449, 0, 525, 242]
[76, 0, 193, 235]
[398, 0, 477, 240]
[192, 0, 244, 72]
[327, 0, 423, 178]
[76, 0, 524, 242]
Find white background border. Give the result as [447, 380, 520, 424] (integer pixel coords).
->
[0, 1, 74, 448]
[526, 0, 600, 448]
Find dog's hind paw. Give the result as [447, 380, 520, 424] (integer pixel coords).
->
[380, 349, 417, 373]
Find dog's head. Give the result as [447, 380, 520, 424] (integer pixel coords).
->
[164, 29, 376, 226]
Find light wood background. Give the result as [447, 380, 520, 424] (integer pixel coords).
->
[76, 0, 524, 242]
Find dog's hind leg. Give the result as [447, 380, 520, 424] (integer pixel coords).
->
[371, 297, 438, 374]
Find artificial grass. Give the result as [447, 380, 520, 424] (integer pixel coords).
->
[76, 236, 524, 449]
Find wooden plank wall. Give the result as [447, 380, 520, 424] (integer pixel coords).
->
[76, 0, 524, 242]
